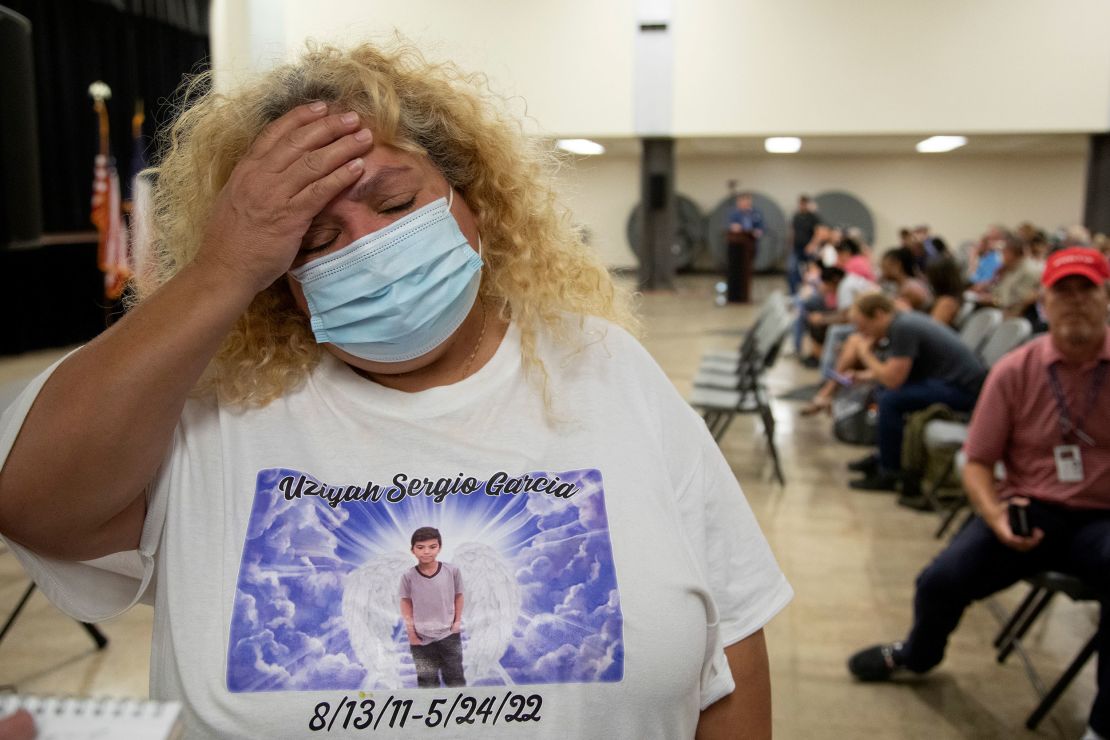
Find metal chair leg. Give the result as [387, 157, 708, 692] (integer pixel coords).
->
[993, 585, 1044, 649]
[934, 500, 967, 539]
[998, 591, 1057, 663]
[758, 403, 786, 486]
[1025, 632, 1098, 730]
[0, 583, 35, 644]
[81, 621, 109, 650]
[714, 413, 737, 441]
[0, 582, 108, 650]
[702, 410, 728, 439]
[920, 456, 955, 514]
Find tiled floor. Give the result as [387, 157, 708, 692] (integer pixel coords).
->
[0, 275, 1098, 738]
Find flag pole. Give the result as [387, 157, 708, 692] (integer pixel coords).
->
[88, 81, 130, 308]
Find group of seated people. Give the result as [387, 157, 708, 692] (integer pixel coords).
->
[783, 222, 1110, 738]
[843, 245, 1110, 740]
[794, 223, 1108, 497]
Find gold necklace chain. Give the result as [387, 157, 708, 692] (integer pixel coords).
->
[458, 301, 488, 380]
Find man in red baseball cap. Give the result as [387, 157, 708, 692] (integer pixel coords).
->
[1043, 246, 1110, 289]
[850, 247, 1110, 740]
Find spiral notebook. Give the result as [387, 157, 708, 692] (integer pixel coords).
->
[0, 695, 183, 739]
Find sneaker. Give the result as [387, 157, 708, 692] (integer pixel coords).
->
[849, 471, 901, 492]
[847, 454, 879, 473]
[848, 642, 906, 682]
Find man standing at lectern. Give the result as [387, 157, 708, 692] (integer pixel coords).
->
[727, 192, 764, 303]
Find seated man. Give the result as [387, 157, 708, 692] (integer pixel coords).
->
[971, 235, 1043, 318]
[967, 226, 1007, 285]
[847, 248, 1110, 740]
[806, 266, 878, 358]
[845, 293, 986, 491]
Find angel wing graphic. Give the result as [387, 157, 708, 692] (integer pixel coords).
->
[453, 542, 522, 683]
[340, 550, 413, 689]
[341, 543, 521, 689]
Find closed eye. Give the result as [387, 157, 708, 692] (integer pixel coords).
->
[381, 196, 416, 215]
[300, 232, 340, 255]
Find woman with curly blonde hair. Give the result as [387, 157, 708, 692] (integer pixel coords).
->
[0, 41, 788, 740]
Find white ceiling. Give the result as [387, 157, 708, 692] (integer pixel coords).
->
[573, 134, 1090, 158]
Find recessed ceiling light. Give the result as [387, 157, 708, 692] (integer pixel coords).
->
[764, 137, 801, 154]
[916, 136, 967, 153]
[556, 139, 605, 156]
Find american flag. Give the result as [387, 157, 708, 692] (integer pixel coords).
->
[91, 152, 130, 300]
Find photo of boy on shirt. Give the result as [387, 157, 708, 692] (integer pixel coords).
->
[399, 527, 466, 688]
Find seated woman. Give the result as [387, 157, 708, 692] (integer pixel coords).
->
[837, 238, 876, 282]
[879, 247, 932, 312]
[924, 256, 966, 327]
[0, 42, 790, 739]
[800, 331, 880, 416]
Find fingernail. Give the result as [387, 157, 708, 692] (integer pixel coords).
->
[309, 101, 327, 113]
[340, 112, 359, 125]
[347, 158, 365, 171]
[354, 128, 372, 142]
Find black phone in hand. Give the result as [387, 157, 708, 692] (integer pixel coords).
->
[1008, 502, 1032, 537]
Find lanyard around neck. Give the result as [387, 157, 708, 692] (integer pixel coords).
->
[1046, 360, 1108, 446]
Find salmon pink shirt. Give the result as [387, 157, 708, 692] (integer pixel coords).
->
[963, 332, 1110, 510]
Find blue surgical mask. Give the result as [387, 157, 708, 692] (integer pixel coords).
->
[289, 191, 483, 363]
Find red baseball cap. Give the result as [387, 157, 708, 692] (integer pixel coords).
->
[1042, 247, 1110, 288]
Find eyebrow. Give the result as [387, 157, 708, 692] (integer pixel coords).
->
[346, 165, 415, 202]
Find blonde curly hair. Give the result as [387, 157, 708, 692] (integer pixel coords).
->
[138, 40, 638, 407]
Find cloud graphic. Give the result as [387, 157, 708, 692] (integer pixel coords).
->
[227, 467, 622, 692]
[292, 652, 366, 690]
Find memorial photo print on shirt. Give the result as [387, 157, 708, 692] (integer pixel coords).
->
[227, 467, 624, 692]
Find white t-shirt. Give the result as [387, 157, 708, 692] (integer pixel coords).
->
[835, 272, 878, 310]
[1, 316, 791, 740]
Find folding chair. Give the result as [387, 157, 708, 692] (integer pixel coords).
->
[699, 290, 788, 370]
[977, 317, 1032, 368]
[992, 571, 1102, 730]
[958, 308, 1002, 355]
[693, 299, 793, 394]
[689, 307, 793, 485]
[953, 301, 977, 330]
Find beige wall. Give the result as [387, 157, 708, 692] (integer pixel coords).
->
[560, 152, 1087, 269]
[208, 1, 1096, 270]
[211, 0, 637, 137]
[213, 0, 1110, 137]
[553, 157, 642, 270]
[674, 0, 1110, 136]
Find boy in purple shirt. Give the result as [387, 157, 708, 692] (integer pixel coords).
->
[399, 527, 466, 687]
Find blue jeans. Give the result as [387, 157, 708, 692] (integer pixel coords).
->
[793, 293, 827, 355]
[820, 324, 855, 378]
[876, 379, 976, 472]
[902, 503, 1110, 735]
[786, 251, 803, 295]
